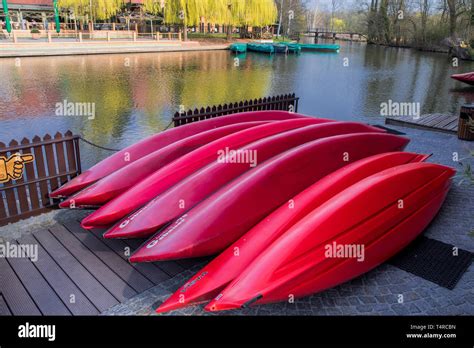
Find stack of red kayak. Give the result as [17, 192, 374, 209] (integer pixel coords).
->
[51, 110, 455, 313]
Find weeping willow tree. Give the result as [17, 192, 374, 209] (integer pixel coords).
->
[241, 0, 277, 38]
[207, 0, 277, 39]
[142, 0, 165, 16]
[165, 0, 208, 41]
[205, 0, 245, 40]
[242, 0, 277, 27]
[143, 0, 207, 40]
[143, 0, 277, 40]
[58, 0, 124, 23]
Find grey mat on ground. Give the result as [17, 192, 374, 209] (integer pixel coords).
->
[389, 236, 473, 290]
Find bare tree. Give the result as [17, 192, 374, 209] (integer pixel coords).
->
[446, 0, 467, 38]
[470, 0, 474, 42]
[418, 0, 431, 44]
[368, 0, 379, 42]
[331, 0, 342, 30]
[277, 0, 284, 38]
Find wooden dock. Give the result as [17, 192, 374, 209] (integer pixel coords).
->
[1, 219, 471, 316]
[385, 114, 458, 134]
[0, 220, 201, 315]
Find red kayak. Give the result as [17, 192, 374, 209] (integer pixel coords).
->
[81, 118, 332, 229]
[451, 72, 474, 86]
[206, 163, 455, 311]
[105, 122, 385, 239]
[156, 152, 428, 313]
[129, 133, 409, 263]
[60, 121, 268, 208]
[50, 110, 308, 198]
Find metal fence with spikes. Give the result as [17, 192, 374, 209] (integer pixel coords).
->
[172, 93, 300, 127]
[0, 131, 81, 226]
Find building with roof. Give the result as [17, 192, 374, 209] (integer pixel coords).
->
[0, 0, 153, 31]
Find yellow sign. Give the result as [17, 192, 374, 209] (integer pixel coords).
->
[0, 153, 35, 184]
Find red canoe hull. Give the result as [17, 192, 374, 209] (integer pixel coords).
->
[130, 133, 409, 263]
[206, 163, 455, 311]
[156, 152, 428, 313]
[50, 111, 309, 198]
[105, 122, 385, 239]
[80, 118, 332, 229]
[59, 121, 268, 208]
[451, 72, 474, 86]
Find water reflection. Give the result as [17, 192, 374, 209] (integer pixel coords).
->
[0, 43, 473, 168]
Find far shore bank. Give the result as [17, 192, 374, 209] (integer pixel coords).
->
[365, 40, 472, 61]
[306, 33, 473, 61]
[3, 34, 471, 60]
[0, 40, 230, 58]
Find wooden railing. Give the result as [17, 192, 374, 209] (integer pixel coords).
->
[0, 131, 81, 226]
[172, 93, 300, 127]
[7, 30, 182, 43]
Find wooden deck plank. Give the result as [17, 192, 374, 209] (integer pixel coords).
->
[436, 116, 459, 129]
[49, 224, 137, 302]
[63, 220, 154, 293]
[0, 294, 12, 316]
[0, 257, 41, 315]
[33, 228, 118, 312]
[19, 234, 99, 315]
[417, 114, 444, 125]
[427, 115, 456, 128]
[447, 119, 460, 130]
[89, 228, 170, 285]
[7, 241, 71, 315]
[385, 114, 458, 134]
[175, 257, 209, 269]
[124, 238, 185, 277]
[447, 119, 459, 131]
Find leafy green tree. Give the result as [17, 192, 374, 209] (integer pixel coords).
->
[205, 0, 246, 40]
[58, 0, 124, 22]
[144, 0, 276, 40]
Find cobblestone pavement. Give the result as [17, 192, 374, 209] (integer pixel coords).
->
[102, 262, 474, 316]
[55, 126, 474, 316]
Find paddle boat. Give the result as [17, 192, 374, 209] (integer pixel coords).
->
[299, 43, 340, 52]
[247, 43, 275, 54]
[229, 43, 247, 54]
[279, 42, 302, 54]
[272, 44, 289, 54]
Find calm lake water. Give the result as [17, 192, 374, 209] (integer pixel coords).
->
[1, 41, 473, 168]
